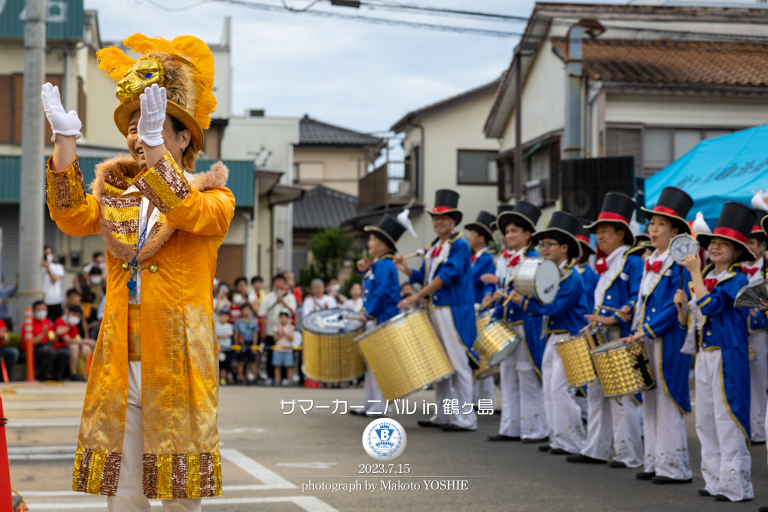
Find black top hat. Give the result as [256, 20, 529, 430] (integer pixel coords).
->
[427, 189, 462, 224]
[364, 214, 406, 251]
[491, 204, 515, 231]
[753, 212, 768, 244]
[641, 186, 693, 235]
[698, 201, 756, 263]
[465, 210, 496, 242]
[532, 211, 582, 260]
[634, 232, 652, 248]
[497, 200, 540, 235]
[585, 192, 636, 246]
[575, 219, 595, 256]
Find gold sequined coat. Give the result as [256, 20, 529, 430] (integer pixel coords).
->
[45, 152, 235, 499]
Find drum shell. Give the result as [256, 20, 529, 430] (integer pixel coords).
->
[476, 310, 492, 338]
[555, 335, 597, 388]
[473, 322, 519, 368]
[513, 258, 559, 304]
[474, 355, 500, 379]
[590, 341, 654, 399]
[302, 327, 365, 383]
[354, 308, 454, 401]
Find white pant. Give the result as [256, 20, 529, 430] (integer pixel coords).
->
[473, 376, 495, 408]
[542, 333, 585, 453]
[695, 349, 753, 501]
[107, 363, 202, 512]
[580, 330, 643, 467]
[642, 338, 691, 479]
[362, 366, 389, 416]
[749, 331, 768, 442]
[429, 308, 477, 430]
[498, 324, 546, 439]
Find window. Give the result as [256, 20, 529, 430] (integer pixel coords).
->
[457, 150, 498, 185]
[642, 128, 735, 178]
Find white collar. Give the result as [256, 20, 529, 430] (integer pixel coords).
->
[475, 246, 490, 257]
[558, 259, 568, 270]
[705, 268, 730, 281]
[648, 248, 669, 264]
[743, 259, 764, 270]
[605, 245, 630, 266]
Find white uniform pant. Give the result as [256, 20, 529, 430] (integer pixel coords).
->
[749, 331, 768, 442]
[695, 350, 753, 501]
[429, 308, 477, 430]
[580, 330, 643, 467]
[473, 376, 495, 408]
[542, 333, 585, 453]
[108, 363, 202, 512]
[642, 338, 691, 479]
[362, 320, 389, 416]
[498, 324, 546, 439]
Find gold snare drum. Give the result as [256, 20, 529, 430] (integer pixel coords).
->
[476, 310, 492, 338]
[473, 321, 519, 367]
[556, 336, 596, 388]
[302, 309, 365, 383]
[590, 340, 654, 399]
[474, 355, 500, 379]
[354, 308, 454, 401]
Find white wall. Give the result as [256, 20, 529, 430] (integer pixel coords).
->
[605, 94, 768, 127]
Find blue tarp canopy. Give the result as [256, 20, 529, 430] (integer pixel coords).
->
[645, 125, 768, 226]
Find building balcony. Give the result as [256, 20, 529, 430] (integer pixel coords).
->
[357, 161, 413, 211]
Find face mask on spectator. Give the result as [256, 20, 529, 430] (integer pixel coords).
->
[90, 276, 102, 285]
[232, 294, 245, 306]
[34, 310, 47, 321]
[330, 284, 341, 293]
[67, 315, 80, 326]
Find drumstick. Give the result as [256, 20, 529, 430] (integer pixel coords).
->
[400, 249, 426, 260]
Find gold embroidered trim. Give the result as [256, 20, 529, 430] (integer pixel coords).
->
[140, 451, 221, 498]
[135, 152, 189, 214]
[45, 157, 86, 210]
[73, 448, 122, 496]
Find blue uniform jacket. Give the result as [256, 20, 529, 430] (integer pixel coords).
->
[577, 264, 599, 314]
[361, 255, 401, 325]
[696, 266, 750, 438]
[491, 248, 547, 375]
[523, 263, 590, 336]
[636, 259, 693, 413]
[593, 248, 644, 338]
[411, 233, 478, 362]
[748, 304, 768, 335]
[471, 250, 496, 307]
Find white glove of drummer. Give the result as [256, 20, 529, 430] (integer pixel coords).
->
[40, 82, 81, 141]
[137, 84, 167, 147]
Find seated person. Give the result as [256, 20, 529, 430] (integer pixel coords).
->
[31, 301, 69, 381]
[53, 305, 95, 381]
[0, 319, 19, 379]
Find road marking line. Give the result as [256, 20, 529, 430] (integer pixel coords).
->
[6, 418, 80, 428]
[9, 454, 74, 461]
[220, 449, 297, 489]
[26, 496, 338, 511]
[8, 445, 77, 454]
[2, 386, 86, 395]
[277, 462, 338, 469]
[3, 401, 83, 410]
[19, 484, 273, 496]
[218, 428, 265, 434]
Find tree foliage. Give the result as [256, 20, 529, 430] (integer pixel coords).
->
[298, 227, 355, 288]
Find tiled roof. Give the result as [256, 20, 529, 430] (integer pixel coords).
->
[551, 38, 768, 86]
[293, 185, 358, 231]
[299, 115, 382, 147]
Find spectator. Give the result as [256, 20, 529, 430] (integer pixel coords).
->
[87, 267, 105, 309]
[342, 283, 364, 313]
[234, 302, 260, 385]
[31, 301, 68, 381]
[0, 274, 18, 332]
[284, 272, 302, 306]
[214, 282, 231, 313]
[53, 305, 95, 381]
[0, 318, 19, 378]
[272, 309, 295, 386]
[228, 288, 244, 321]
[258, 274, 298, 382]
[400, 282, 414, 298]
[73, 273, 95, 305]
[326, 276, 347, 305]
[42, 246, 65, 321]
[83, 251, 107, 275]
[216, 309, 235, 386]
[250, 276, 265, 308]
[302, 279, 338, 317]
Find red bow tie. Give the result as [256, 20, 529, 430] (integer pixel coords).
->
[595, 258, 608, 275]
[507, 254, 520, 267]
[645, 260, 663, 274]
[743, 267, 759, 277]
[470, 253, 478, 264]
[430, 245, 442, 258]
[704, 278, 718, 292]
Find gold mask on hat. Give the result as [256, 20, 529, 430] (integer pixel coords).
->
[116, 59, 164, 104]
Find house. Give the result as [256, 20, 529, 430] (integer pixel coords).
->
[484, 2, 768, 222]
[293, 115, 382, 197]
[342, 79, 502, 258]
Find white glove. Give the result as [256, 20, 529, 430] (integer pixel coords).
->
[40, 82, 81, 141]
[137, 84, 167, 147]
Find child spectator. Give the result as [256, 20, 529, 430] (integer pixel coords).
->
[54, 305, 95, 381]
[250, 275, 265, 309]
[0, 319, 19, 378]
[272, 309, 295, 386]
[234, 303, 260, 385]
[216, 309, 235, 386]
[228, 288, 244, 321]
[31, 301, 69, 381]
[342, 283, 364, 313]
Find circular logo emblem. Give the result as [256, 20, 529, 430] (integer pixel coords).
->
[362, 418, 407, 461]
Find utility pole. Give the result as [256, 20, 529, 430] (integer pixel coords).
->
[18, 0, 46, 319]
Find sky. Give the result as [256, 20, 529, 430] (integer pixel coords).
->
[84, 0, 543, 134]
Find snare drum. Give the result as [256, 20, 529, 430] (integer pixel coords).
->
[474, 354, 501, 380]
[302, 309, 365, 383]
[473, 321, 519, 367]
[514, 258, 560, 304]
[354, 308, 454, 401]
[590, 340, 654, 399]
[556, 332, 602, 388]
[476, 310, 492, 338]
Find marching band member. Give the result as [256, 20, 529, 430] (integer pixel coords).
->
[509, 211, 590, 455]
[628, 187, 694, 483]
[487, 202, 547, 442]
[466, 211, 498, 409]
[680, 201, 754, 502]
[574, 223, 599, 314]
[743, 217, 768, 444]
[355, 214, 408, 417]
[571, 193, 644, 467]
[396, 190, 478, 432]
[480, 205, 516, 310]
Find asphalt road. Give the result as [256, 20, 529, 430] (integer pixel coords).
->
[7, 383, 768, 512]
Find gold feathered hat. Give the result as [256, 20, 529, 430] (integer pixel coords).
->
[96, 34, 216, 153]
